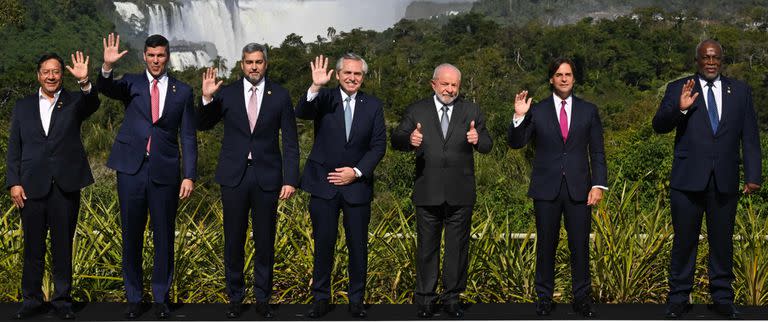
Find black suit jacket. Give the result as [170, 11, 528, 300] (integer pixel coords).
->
[198, 78, 299, 189]
[652, 75, 762, 193]
[295, 87, 386, 204]
[392, 96, 493, 206]
[5, 89, 100, 198]
[507, 95, 607, 201]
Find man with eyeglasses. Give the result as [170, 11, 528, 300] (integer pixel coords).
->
[653, 39, 762, 319]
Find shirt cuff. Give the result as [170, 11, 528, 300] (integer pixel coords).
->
[592, 185, 608, 191]
[353, 167, 362, 178]
[80, 83, 92, 93]
[512, 115, 525, 127]
[101, 68, 112, 78]
[306, 89, 319, 102]
[680, 109, 688, 115]
[202, 96, 212, 105]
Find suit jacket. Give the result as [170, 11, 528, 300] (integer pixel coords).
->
[652, 75, 762, 193]
[391, 96, 493, 206]
[97, 72, 197, 183]
[5, 89, 100, 199]
[507, 95, 607, 201]
[295, 87, 386, 204]
[198, 78, 299, 189]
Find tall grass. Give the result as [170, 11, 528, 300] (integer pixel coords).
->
[1, 177, 767, 305]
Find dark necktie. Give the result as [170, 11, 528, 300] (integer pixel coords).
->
[440, 105, 449, 138]
[706, 81, 719, 133]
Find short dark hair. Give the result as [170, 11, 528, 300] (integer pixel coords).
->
[37, 53, 64, 72]
[144, 34, 170, 55]
[548, 57, 576, 79]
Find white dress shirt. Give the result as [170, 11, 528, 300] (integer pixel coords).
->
[305, 87, 362, 178]
[433, 95, 454, 121]
[697, 76, 722, 120]
[38, 89, 61, 136]
[102, 68, 168, 118]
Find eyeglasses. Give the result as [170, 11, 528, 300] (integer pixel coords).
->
[39, 69, 62, 76]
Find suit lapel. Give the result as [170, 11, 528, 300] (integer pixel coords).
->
[717, 76, 732, 135]
[566, 97, 585, 147]
[159, 76, 176, 122]
[691, 75, 716, 136]
[346, 91, 365, 144]
[544, 96, 564, 144]
[332, 88, 348, 143]
[235, 79, 252, 134]
[444, 100, 465, 144]
[30, 94, 46, 137]
[138, 75, 152, 122]
[47, 90, 68, 136]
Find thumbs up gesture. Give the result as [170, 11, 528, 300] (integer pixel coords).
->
[466, 120, 478, 145]
[411, 122, 423, 147]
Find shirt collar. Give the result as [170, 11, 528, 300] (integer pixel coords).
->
[145, 70, 168, 84]
[433, 95, 454, 110]
[38, 88, 61, 102]
[244, 77, 265, 92]
[552, 93, 572, 107]
[698, 75, 721, 88]
[340, 88, 356, 102]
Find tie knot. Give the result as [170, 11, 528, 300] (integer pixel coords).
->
[250, 86, 257, 93]
[345, 96, 352, 103]
[561, 100, 567, 108]
[152, 78, 159, 86]
[706, 81, 715, 88]
[441, 105, 449, 112]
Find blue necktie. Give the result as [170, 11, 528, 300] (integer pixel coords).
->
[344, 96, 352, 141]
[706, 82, 719, 133]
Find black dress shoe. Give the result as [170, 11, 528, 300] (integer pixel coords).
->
[535, 298, 553, 316]
[444, 303, 464, 318]
[14, 304, 46, 319]
[55, 306, 76, 320]
[572, 301, 595, 318]
[154, 303, 171, 319]
[665, 302, 692, 319]
[124, 302, 142, 319]
[708, 303, 740, 319]
[348, 303, 367, 318]
[417, 304, 434, 318]
[255, 301, 275, 318]
[225, 302, 242, 319]
[307, 300, 329, 318]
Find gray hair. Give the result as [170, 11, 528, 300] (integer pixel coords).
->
[242, 43, 268, 61]
[432, 63, 461, 80]
[336, 53, 368, 74]
[695, 39, 723, 60]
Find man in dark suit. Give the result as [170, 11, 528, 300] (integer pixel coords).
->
[653, 39, 761, 319]
[507, 58, 607, 318]
[6, 52, 99, 320]
[97, 33, 197, 319]
[296, 54, 386, 318]
[391, 63, 493, 319]
[198, 43, 299, 319]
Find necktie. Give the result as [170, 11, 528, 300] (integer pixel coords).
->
[344, 96, 352, 141]
[440, 105, 449, 138]
[706, 82, 719, 133]
[247, 86, 258, 132]
[559, 100, 569, 141]
[147, 78, 159, 153]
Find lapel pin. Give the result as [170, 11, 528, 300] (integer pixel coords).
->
[267, 90, 272, 95]
[727, 86, 731, 94]
[57, 101, 63, 109]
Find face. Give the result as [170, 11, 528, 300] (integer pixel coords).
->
[336, 59, 364, 95]
[38, 58, 63, 98]
[696, 42, 722, 81]
[549, 63, 574, 99]
[431, 67, 461, 105]
[144, 46, 169, 77]
[240, 51, 268, 84]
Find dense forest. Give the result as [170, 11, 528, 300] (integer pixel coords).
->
[0, 0, 767, 306]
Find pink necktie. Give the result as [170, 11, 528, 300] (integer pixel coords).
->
[559, 100, 568, 141]
[247, 86, 258, 132]
[147, 78, 159, 153]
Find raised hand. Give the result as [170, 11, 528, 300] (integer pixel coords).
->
[65, 51, 89, 82]
[466, 120, 479, 145]
[102, 32, 128, 70]
[514, 90, 533, 117]
[679, 79, 699, 111]
[201, 67, 223, 101]
[310, 55, 334, 90]
[410, 122, 423, 147]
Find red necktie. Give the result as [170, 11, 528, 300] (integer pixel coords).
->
[147, 78, 159, 153]
[559, 100, 568, 141]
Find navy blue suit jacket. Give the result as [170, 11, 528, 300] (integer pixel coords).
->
[97, 72, 197, 183]
[508, 95, 607, 201]
[5, 89, 100, 199]
[295, 87, 386, 204]
[198, 78, 299, 189]
[652, 75, 762, 193]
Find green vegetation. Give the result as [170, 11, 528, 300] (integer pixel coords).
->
[0, 0, 767, 305]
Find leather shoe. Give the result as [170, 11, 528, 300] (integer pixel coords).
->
[349, 303, 367, 318]
[225, 302, 242, 319]
[124, 302, 142, 319]
[154, 303, 171, 319]
[15, 304, 47, 319]
[707, 303, 739, 319]
[572, 300, 595, 318]
[665, 302, 692, 319]
[444, 303, 464, 318]
[417, 304, 434, 318]
[535, 298, 553, 316]
[307, 299, 329, 318]
[55, 306, 76, 320]
[255, 301, 275, 318]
